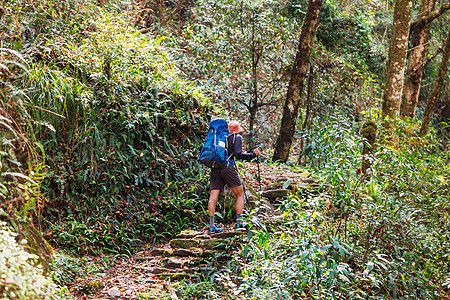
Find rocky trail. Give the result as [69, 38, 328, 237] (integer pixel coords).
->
[84, 229, 245, 300]
[69, 163, 320, 300]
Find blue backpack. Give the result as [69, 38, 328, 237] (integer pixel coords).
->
[199, 118, 232, 168]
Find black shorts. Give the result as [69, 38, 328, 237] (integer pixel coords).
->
[210, 166, 242, 190]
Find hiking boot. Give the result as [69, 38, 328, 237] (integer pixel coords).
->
[209, 226, 224, 234]
[236, 223, 248, 231]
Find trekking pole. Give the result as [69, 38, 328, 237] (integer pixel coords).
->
[234, 162, 250, 208]
[223, 189, 226, 222]
[256, 155, 262, 195]
[252, 144, 262, 196]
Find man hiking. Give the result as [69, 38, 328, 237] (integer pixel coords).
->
[208, 120, 260, 233]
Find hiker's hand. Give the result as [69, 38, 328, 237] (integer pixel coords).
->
[253, 148, 260, 156]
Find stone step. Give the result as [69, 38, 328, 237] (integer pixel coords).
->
[169, 238, 199, 249]
[150, 247, 173, 257]
[172, 248, 202, 257]
[261, 189, 290, 200]
[211, 231, 245, 239]
[175, 230, 209, 239]
[168, 230, 245, 250]
[198, 238, 228, 250]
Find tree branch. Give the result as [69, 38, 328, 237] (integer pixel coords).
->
[425, 45, 443, 68]
[235, 97, 250, 110]
[411, 0, 450, 32]
[255, 100, 279, 109]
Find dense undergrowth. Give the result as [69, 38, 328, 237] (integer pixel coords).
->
[1, 0, 216, 256]
[1, 0, 450, 299]
[31, 9, 215, 253]
[215, 116, 450, 299]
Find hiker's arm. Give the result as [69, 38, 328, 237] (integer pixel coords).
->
[233, 135, 257, 160]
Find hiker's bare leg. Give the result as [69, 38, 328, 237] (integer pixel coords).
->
[231, 185, 245, 215]
[208, 189, 221, 217]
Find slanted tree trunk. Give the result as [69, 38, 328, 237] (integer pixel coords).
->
[272, 0, 322, 162]
[400, 0, 436, 117]
[359, 121, 377, 176]
[381, 0, 413, 122]
[420, 31, 450, 136]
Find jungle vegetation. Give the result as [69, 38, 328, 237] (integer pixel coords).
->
[1, 0, 450, 298]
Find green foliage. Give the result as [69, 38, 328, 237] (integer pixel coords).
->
[51, 250, 107, 294]
[300, 114, 361, 172]
[288, 0, 389, 74]
[12, 7, 214, 254]
[3, 1, 449, 298]
[0, 47, 48, 226]
[174, 280, 227, 300]
[285, 0, 386, 126]
[216, 114, 449, 298]
[316, 1, 388, 75]
[0, 222, 61, 299]
[225, 199, 353, 299]
[1, 0, 214, 254]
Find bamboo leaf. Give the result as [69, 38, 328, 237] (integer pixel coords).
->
[1, 172, 38, 185]
[282, 179, 291, 190]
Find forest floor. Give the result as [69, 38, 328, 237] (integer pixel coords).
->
[66, 162, 312, 300]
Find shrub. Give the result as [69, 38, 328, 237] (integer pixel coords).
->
[0, 221, 60, 299]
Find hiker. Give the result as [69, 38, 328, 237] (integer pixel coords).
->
[208, 120, 260, 233]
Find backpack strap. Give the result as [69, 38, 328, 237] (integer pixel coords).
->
[225, 133, 237, 165]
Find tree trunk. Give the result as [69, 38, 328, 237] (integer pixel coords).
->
[400, 0, 436, 118]
[420, 30, 450, 136]
[247, 37, 260, 147]
[272, 0, 322, 162]
[381, 0, 413, 121]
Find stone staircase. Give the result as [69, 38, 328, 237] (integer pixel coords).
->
[101, 229, 244, 300]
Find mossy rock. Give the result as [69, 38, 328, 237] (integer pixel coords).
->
[220, 183, 274, 215]
[10, 219, 54, 274]
[301, 183, 322, 190]
[169, 238, 199, 249]
[200, 249, 217, 258]
[267, 175, 311, 190]
[84, 281, 103, 293]
[162, 257, 185, 269]
[172, 248, 201, 257]
[151, 248, 174, 257]
[261, 189, 290, 200]
[267, 180, 294, 190]
[176, 230, 203, 239]
[188, 257, 209, 267]
[249, 197, 276, 216]
[199, 238, 228, 250]
[220, 183, 258, 212]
